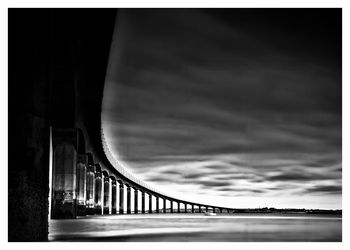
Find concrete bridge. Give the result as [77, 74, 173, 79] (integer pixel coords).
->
[9, 9, 233, 241]
[51, 127, 233, 219]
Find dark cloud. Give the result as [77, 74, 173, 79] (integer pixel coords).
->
[199, 180, 232, 188]
[184, 173, 203, 179]
[267, 171, 339, 182]
[102, 9, 341, 209]
[147, 176, 172, 183]
[306, 185, 342, 194]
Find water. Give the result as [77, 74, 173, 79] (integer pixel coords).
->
[49, 213, 342, 242]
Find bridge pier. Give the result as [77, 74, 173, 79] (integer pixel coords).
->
[219, 208, 223, 213]
[141, 191, 145, 214]
[111, 177, 117, 214]
[206, 206, 208, 212]
[184, 203, 187, 213]
[119, 182, 124, 214]
[170, 200, 173, 213]
[103, 171, 110, 215]
[192, 204, 195, 213]
[198, 205, 202, 213]
[134, 189, 138, 214]
[149, 194, 152, 214]
[86, 164, 95, 215]
[163, 198, 166, 213]
[177, 202, 180, 213]
[126, 185, 131, 214]
[94, 165, 103, 215]
[156, 197, 160, 213]
[76, 155, 87, 216]
[51, 129, 78, 219]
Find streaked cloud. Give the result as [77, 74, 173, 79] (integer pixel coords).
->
[102, 9, 341, 209]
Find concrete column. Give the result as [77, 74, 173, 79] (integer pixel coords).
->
[119, 182, 124, 214]
[127, 186, 131, 214]
[156, 197, 160, 213]
[103, 171, 110, 215]
[177, 202, 180, 213]
[199, 205, 202, 213]
[141, 191, 145, 214]
[219, 208, 223, 213]
[51, 129, 78, 219]
[149, 194, 152, 214]
[86, 165, 95, 215]
[192, 204, 195, 213]
[170, 200, 173, 213]
[184, 203, 187, 213]
[163, 198, 166, 213]
[94, 167, 103, 215]
[205, 206, 208, 212]
[111, 178, 117, 214]
[134, 189, 138, 214]
[76, 155, 87, 216]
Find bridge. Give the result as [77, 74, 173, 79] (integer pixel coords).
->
[51, 127, 233, 219]
[9, 9, 233, 241]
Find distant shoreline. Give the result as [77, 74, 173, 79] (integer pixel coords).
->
[141, 208, 342, 215]
[230, 208, 342, 215]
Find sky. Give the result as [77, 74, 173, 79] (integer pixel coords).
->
[102, 9, 341, 209]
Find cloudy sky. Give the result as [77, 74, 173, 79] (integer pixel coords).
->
[102, 9, 341, 209]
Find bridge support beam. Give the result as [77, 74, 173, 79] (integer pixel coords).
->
[127, 186, 131, 214]
[163, 198, 166, 213]
[192, 204, 194, 213]
[141, 191, 145, 214]
[134, 188, 139, 214]
[198, 205, 202, 213]
[103, 172, 110, 215]
[76, 155, 87, 216]
[119, 182, 124, 214]
[51, 129, 78, 219]
[205, 206, 208, 212]
[219, 208, 223, 213]
[86, 164, 95, 215]
[94, 168, 103, 215]
[177, 202, 180, 213]
[184, 203, 187, 213]
[170, 200, 173, 213]
[134, 189, 138, 214]
[148, 194, 152, 213]
[156, 197, 160, 213]
[111, 178, 117, 214]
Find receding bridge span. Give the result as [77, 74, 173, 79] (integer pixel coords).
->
[51, 125, 234, 218]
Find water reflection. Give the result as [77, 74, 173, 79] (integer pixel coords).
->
[49, 214, 341, 242]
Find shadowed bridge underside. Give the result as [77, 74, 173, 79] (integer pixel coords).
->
[8, 10, 233, 241]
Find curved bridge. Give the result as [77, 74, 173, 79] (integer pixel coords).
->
[8, 10, 234, 241]
[47, 10, 234, 219]
[52, 126, 233, 218]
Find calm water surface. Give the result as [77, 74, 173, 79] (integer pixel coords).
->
[49, 213, 341, 242]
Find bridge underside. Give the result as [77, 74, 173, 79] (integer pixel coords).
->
[8, 9, 116, 241]
[8, 9, 232, 241]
